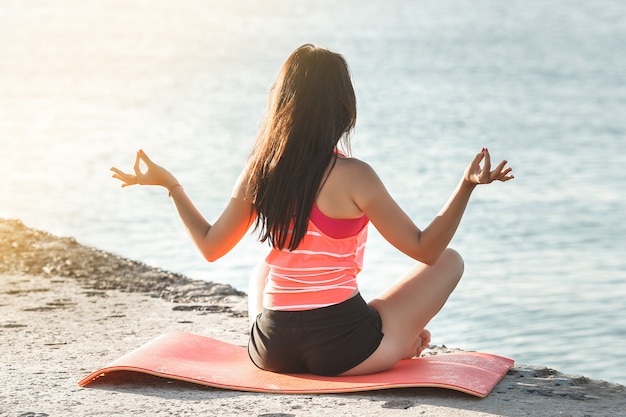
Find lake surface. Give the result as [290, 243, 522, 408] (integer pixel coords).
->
[1, 0, 625, 384]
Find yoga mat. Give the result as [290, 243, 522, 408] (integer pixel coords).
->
[79, 332, 513, 398]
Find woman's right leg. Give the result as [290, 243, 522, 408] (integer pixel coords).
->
[248, 262, 269, 326]
[341, 248, 464, 375]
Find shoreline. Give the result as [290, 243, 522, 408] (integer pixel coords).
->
[2, 218, 625, 416]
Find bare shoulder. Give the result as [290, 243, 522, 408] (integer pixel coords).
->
[335, 157, 384, 197]
[334, 156, 378, 180]
[331, 156, 387, 207]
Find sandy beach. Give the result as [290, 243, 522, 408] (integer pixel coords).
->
[1, 218, 624, 417]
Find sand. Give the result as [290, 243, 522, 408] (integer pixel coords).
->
[1, 218, 625, 417]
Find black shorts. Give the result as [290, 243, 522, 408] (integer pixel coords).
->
[248, 293, 384, 376]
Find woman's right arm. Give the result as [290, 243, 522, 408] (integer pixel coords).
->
[167, 171, 255, 262]
[351, 148, 513, 265]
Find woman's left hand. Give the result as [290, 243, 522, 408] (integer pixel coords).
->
[463, 148, 514, 186]
[110, 149, 178, 189]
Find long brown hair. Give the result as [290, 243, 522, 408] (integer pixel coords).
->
[245, 44, 357, 250]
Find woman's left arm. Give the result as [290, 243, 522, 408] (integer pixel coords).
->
[110, 149, 255, 262]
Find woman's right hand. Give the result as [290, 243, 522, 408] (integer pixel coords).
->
[464, 148, 514, 186]
[110, 149, 179, 190]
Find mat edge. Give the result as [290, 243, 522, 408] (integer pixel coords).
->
[78, 363, 514, 398]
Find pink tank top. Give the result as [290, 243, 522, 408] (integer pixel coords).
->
[263, 206, 369, 311]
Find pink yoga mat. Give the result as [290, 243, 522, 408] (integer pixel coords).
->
[79, 332, 513, 398]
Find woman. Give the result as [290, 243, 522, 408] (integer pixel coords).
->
[111, 44, 513, 377]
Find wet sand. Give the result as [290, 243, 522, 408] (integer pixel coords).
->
[1, 218, 625, 416]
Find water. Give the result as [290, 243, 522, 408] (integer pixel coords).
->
[1, 0, 625, 384]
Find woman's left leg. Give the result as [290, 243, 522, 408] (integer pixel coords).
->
[341, 248, 464, 375]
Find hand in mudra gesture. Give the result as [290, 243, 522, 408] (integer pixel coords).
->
[110, 149, 179, 190]
[464, 148, 514, 185]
